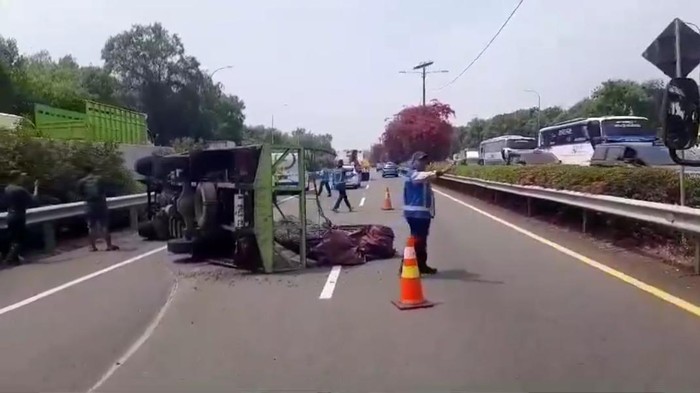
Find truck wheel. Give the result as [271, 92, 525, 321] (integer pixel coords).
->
[168, 238, 194, 254]
[194, 182, 218, 231]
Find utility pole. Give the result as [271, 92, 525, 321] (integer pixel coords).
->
[399, 61, 448, 106]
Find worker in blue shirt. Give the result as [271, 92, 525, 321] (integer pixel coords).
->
[331, 159, 353, 213]
[402, 151, 452, 275]
[316, 167, 332, 197]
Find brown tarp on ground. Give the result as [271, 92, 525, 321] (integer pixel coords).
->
[308, 225, 397, 266]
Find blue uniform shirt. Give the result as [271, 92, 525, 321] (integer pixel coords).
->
[402, 169, 436, 219]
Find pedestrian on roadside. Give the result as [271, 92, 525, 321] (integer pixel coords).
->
[331, 159, 353, 213]
[78, 165, 119, 252]
[402, 151, 454, 275]
[1, 171, 39, 266]
[317, 167, 332, 197]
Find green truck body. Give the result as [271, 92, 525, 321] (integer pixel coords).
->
[34, 100, 149, 144]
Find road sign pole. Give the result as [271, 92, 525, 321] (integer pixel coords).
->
[675, 19, 687, 206]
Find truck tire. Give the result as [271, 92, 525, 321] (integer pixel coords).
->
[168, 238, 194, 254]
[194, 182, 218, 231]
[134, 156, 155, 177]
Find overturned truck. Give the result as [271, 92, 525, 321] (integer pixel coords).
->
[134, 144, 396, 273]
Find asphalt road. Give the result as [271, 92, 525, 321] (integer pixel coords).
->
[4, 172, 700, 392]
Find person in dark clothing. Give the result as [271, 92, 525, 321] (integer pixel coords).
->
[78, 166, 119, 252]
[2, 171, 38, 266]
[316, 168, 332, 197]
[402, 151, 454, 275]
[331, 159, 353, 213]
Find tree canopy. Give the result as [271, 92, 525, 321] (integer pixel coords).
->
[381, 101, 455, 163]
[450, 79, 665, 153]
[0, 22, 334, 152]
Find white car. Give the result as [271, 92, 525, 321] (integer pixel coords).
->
[342, 165, 362, 189]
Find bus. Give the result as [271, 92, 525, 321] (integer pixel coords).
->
[538, 116, 656, 166]
[478, 135, 538, 165]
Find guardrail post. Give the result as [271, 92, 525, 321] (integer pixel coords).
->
[582, 210, 588, 233]
[526, 197, 532, 217]
[129, 207, 139, 231]
[42, 222, 56, 253]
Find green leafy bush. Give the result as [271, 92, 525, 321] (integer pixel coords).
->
[443, 165, 700, 206]
[0, 127, 139, 209]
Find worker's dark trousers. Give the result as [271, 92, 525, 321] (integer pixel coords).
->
[317, 181, 331, 196]
[333, 186, 352, 210]
[406, 217, 431, 270]
[2, 214, 26, 265]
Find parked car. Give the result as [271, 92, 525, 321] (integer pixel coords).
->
[343, 165, 362, 189]
[382, 162, 399, 177]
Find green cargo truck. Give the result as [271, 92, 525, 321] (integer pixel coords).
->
[34, 100, 149, 144]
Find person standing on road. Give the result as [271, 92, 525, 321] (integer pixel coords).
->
[78, 165, 119, 252]
[1, 171, 39, 266]
[317, 167, 332, 197]
[331, 159, 353, 213]
[402, 151, 453, 275]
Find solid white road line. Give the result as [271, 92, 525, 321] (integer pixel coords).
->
[319, 265, 342, 299]
[359, 197, 366, 207]
[433, 188, 700, 318]
[88, 278, 178, 392]
[0, 246, 167, 317]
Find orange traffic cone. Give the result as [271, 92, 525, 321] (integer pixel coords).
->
[392, 236, 434, 310]
[381, 187, 394, 210]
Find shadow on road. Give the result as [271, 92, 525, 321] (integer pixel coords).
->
[425, 268, 504, 284]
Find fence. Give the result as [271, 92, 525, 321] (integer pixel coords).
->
[0, 194, 147, 252]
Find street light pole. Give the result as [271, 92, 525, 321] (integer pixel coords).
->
[208, 65, 234, 78]
[270, 103, 288, 144]
[524, 89, 542, 131]
[399, 61, 448, 106]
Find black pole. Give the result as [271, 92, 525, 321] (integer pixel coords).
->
[422, 67, 427, 106]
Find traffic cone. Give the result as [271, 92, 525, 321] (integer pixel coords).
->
[381, 187, 394, 210]
[392, 236, 434, 310]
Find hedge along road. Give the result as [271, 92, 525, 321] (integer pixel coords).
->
[6, 174, 700, 391]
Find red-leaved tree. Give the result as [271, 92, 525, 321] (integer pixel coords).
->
[381, 100, 455, 163]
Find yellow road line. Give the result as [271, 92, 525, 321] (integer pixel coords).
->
[433, 188, 700, 318]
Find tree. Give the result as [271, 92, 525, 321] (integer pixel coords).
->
[382, 100, 455, 163]
[587, 79, 655, 119]
[447, 79, 665, 152]
[101, 22, 231, 145]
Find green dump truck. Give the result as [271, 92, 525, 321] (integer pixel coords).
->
[34, 100, 149, 144]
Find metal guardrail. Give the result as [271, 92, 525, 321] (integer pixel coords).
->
[0, 193, 147, 252]
[439, 174, 700, 271]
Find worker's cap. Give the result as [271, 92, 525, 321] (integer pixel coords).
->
[412, 151, 429, 161]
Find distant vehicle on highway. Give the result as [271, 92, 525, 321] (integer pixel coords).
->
[509, 149, 561, 166]
[589, 142, 700, 175]
[343, 165, 362, 189]
[538, 116, 656, 166]
[382, 162, 399, 178]
[478, 135, 538, 165]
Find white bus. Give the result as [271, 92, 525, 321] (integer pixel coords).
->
[478, 135, 537, 165]
[538, 116, 656, 166]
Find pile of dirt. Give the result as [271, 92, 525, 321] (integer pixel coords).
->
[274, 216, 397, 266]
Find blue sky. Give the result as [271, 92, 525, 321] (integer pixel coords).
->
[2, 0, 700, 150]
